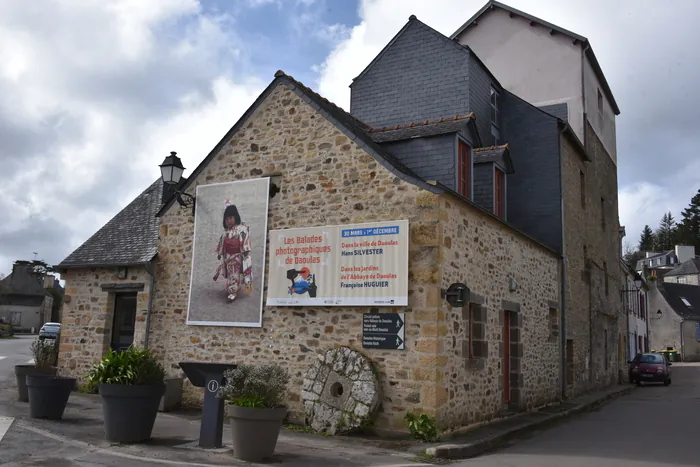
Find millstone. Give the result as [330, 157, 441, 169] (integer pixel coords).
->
[301, 347, 381, 434]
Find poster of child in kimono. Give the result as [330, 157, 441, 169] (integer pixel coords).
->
[186, 178, 269, 327]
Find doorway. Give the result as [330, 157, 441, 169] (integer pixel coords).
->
[503, 311, 511, 403]
[111, 293, 137, 351]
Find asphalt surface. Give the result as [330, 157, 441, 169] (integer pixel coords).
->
[0, 335, 34, 375]
[461, 363, 700, 467]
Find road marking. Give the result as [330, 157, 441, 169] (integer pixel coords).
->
[0, 417, 14, 443]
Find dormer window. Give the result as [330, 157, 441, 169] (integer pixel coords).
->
[490, 86, 499, 125]
[458, 140, 471, 198]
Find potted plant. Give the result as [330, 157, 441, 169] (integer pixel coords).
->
[26, 339, 76, 420]
[14, 338, 58, 402]
[218, 363, 290, 462]
[87, 346, 165, 443]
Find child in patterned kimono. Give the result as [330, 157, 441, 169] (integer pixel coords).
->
[213, 201, 253, 302]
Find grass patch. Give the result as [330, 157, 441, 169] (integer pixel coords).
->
[283, 424, 332, 437]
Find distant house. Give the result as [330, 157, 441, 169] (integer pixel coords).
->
[636, 245, 697, 279]
[0, 263, 54, 332]
[663, 258, 700, 286]
[648, 282, 700, 361]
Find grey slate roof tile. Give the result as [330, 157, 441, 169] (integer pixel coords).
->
[368, 118, 471, 143]
[665, 258, 700, 277]
[658, 282, 700, 320]
[57, 179, 163, 269]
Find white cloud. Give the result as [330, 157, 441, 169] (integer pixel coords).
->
[0, 0, 263, 274]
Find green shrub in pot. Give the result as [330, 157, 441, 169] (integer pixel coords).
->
[25, 338, 75, 420]
[218, 363, 290, 462]
[88, 346, 165, 443]
[14, 338, 58, 402]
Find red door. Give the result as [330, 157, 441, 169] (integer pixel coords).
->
[503, 312, 511, 402]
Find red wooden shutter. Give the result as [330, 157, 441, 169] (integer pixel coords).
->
[458, 141, 470, 197]
[494, 168, 505, 218]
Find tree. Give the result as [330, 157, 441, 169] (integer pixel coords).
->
[13, 259, 55, 278]
[623, 241, 645, 268]
[638, 225, 655, 252]
[653, 212, 677, 251]
[676, 189, 700, 251]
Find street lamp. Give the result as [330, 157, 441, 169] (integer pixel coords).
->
[634, 278, 643, 289]
[159, 151, 196, 215]
[656, 309, 662, 319]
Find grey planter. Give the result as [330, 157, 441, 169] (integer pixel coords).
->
[99, 383, 165, 443]
[26, 375, 76, 420]
[159, 377, 183, 412]
[14, 365, 57, 402]
[227, 404, 287, 462]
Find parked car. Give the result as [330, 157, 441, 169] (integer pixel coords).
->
[38, 322, 61, 340]
[628, 352, 672, 386]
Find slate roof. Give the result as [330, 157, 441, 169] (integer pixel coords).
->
[449, 1, 620, 115]
[473, 144, 515, 173]
[666, 258, 700, 277]
[658, 283, 700, 320]
[0, 265, 45, 297]
[368, 114, 474, 143]
[56, 179, 164, 270]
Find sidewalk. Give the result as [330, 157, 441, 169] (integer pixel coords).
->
[0, 381, 633, 465]
[416, 384, 634, 460]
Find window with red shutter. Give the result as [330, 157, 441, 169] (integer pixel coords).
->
[494, 167, 505, 218]
[458, 141, 470, 198]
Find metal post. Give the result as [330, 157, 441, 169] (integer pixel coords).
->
[199, 372, 226, 449]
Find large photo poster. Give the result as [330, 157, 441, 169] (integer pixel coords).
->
[267, 220, 408, 306]
[187, 178, 269, 327]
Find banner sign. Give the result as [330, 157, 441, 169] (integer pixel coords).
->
[266, 220, 408, 306]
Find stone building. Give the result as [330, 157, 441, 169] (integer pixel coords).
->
[54, 5, 625, 433]
[663, 257, 700, 286]
[56, 70, 564, 433]
[450, 1, 624, 394]
[647, 281, 700, 361]
[0, 263, 54, 332]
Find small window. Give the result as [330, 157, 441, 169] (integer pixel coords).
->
[494, 167, 505, 218]
[548, 308, 558, 340]
[579, 170, 586, 208]
[681, 297, 692, 308]
[604, 261, 609, 296]
[490, 86, 499, 125]
[458, 140, 470, 198]
[600, 197, 606, 230]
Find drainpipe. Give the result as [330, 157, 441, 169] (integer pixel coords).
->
[679, 319, 685, 362]
[558, 125, 568, 400]
[143, 261, 156, 349]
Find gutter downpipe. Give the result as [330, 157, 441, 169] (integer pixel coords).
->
[680, 319, 685, 362]
[143, 261, 156, 350]
[558, 124, 568, 400]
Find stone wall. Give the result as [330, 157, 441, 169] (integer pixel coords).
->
[149, 81, 563, 432]
[438, 196, 560, 429]
[647, 282, 683, 354]
[57, 266, 153, 380]
[681, 320, 700, 362]
[663, 274, 700, 286]
[560, 124, 623, 396]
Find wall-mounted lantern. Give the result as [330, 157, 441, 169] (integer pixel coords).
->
[508, 277, 518, 292]
[159, 151, 196, 216]
[656, 309, 662, 320]
[441, 283, 470, 308]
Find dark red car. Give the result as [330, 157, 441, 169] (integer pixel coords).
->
[628, 353, 672, 386]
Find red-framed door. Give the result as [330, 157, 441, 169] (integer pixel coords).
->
[503, 311, 511, 402]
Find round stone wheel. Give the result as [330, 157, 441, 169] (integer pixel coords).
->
[301, 347, 381, 434]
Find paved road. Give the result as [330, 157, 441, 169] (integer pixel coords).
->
[0, 336, 34, 377]
[462, 363, 700, 467]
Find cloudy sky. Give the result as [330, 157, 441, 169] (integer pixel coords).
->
[1, 0, 699, 276]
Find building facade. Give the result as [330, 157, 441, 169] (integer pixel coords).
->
[647, 281, 700, 361]
[0, 263, 55, 332]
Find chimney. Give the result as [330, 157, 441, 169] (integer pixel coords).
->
[645, 251, 660, 258]
[675, 245, 696, 264]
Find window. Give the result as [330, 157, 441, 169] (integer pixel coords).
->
[548, 308, 558, 341]
[458, 140, 470, 198]
[600, 197, 606, 230]
[597, 89, 604, 128]
[490, 86, 499, 125]
[494, 167, 505, 218]
[604, 261, 609, 296]
[579, 170, 586, 208]
[640, 293, 646, 320]
[491, 124, 500, 146]
[566, 339, 574, 385]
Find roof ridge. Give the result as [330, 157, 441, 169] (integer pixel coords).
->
[474, 143, 509, 152]
[368, 113, 475, 133]
[274, 70, 370, 129]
